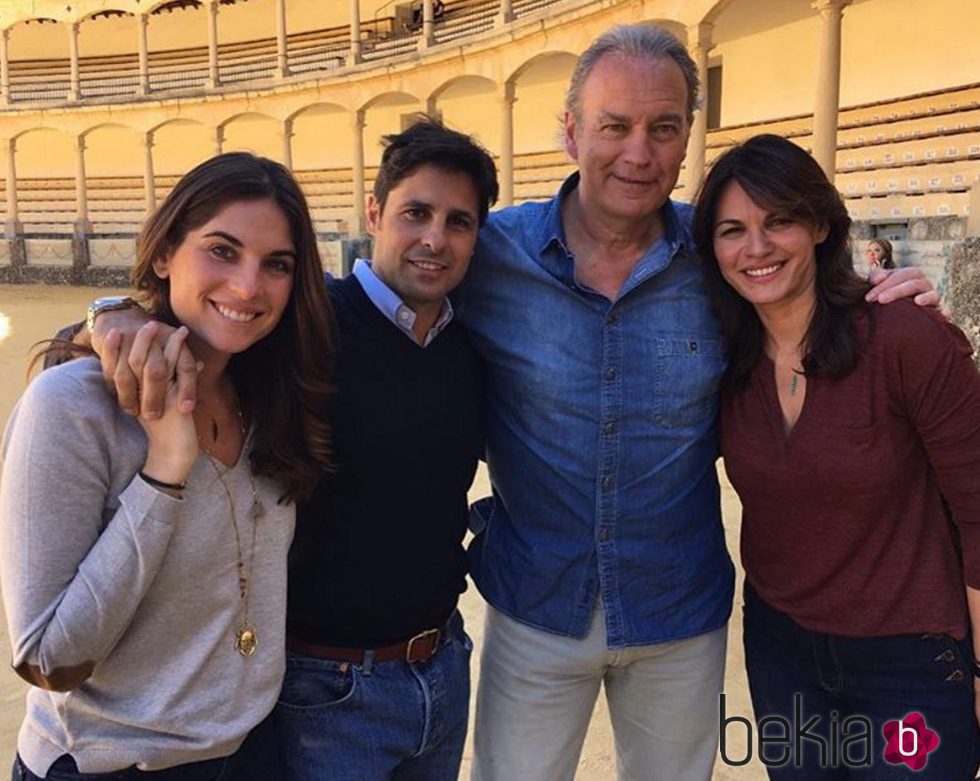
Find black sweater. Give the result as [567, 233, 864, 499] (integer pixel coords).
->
[286, 275, 485, 647]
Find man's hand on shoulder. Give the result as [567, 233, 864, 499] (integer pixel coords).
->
[865, 266, 940, 307]
[92, 307, 198, 418]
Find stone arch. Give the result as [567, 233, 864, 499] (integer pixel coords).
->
[288, 103, 351, 171]
[507, 51, 577, 155]
[150, 118, 214, 177]
[220, 111, 283, 162]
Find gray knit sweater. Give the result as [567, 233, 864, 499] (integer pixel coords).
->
[0, 358, 293, 775]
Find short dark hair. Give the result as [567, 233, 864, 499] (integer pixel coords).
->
[693, 134, 871, 390]
[372, 117, 499, 225]
[566, 24, 700, 124]
[133, 152, 335, 502]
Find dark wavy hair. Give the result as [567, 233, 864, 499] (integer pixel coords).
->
[867, 238, 895, 269]
[373, 116, 499, 225]
[693, 134, 872, 390]
[132, 152, 334, 502]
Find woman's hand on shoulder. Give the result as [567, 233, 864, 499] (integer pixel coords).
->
[136, 326, 198, 489]
[865, 266, 941, 307]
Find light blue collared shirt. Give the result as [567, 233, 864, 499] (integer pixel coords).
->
[352, 258, 454, 347]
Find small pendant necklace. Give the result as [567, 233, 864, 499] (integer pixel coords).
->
[789, 373, 799, 396]
[200, 405, 264, 657]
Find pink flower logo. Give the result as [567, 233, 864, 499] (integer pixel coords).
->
[882, 712, 940, 770]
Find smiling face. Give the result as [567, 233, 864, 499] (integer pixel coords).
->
[366, 163, 480, 323]
[152, 198, 295, 362]
[712, 181, 828, 317]
[564, 53, 690, 229]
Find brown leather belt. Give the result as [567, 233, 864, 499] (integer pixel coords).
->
[286, 624, 447, 664]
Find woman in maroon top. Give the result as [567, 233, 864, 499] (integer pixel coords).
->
[693, 134, 980, 780]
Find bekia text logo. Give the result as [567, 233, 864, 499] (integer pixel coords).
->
[882, 712, 940, 770]
[720, 696, 941, 770]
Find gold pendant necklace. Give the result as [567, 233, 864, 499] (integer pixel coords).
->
[201, 405, 264, 658]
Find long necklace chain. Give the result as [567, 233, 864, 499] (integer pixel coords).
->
[200, 406, 264, 657]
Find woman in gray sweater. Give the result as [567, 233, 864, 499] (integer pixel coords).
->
[1, 153, 334, 780]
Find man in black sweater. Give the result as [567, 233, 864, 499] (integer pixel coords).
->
[82, 120, 498, 780]
[277, 120, 498, 780]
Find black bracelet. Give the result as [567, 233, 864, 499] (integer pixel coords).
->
[139, 470, 187, 492]
[974, 660, 980, 679]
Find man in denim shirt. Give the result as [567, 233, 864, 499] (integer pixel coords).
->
[461, 24, 934, 781]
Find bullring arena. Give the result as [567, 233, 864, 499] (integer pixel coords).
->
[0, 0, 978, 777]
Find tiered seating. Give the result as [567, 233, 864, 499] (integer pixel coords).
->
[0, 149, 576, 236]
[705, 82, 980, 222]
[512, 0, 569, 17]
[2, 0, 519, 104]
[513, 150, 574, 200]
[432, 0, 498, 45]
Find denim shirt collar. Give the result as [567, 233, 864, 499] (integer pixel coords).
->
[536, 172, 691, 294]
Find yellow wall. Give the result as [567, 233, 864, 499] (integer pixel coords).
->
[513, 80, 567, 153]
[714, 0, 980, 127]
[715, 13, 821, 127]
[840, 0, 980, 107]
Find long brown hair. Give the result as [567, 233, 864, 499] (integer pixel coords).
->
[133, 152, 335, 502]
[693, 134, 871, 391]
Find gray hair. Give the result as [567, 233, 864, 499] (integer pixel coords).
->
[565, 24, 700, 124]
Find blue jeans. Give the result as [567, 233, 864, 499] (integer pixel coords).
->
[275, 611, 472, 781]
[11, 712, 282, 780]
[741, 585, 980, 780]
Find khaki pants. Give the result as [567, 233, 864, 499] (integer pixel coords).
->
[472, 602, 727, 781]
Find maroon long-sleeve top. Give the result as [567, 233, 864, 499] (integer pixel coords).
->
[722, 300, 980, 640]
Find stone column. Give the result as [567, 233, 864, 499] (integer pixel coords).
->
[946, 237, 980, 369]
[68, 22, 81, 101]
[0, 29, 11, 107]
[811, 0, 852, 182]
[207, 0, 220, 89]
[685, 22, 713, 197]
[74, 135, 92, 236]
[349, 0, 362, 66]
[418, 0, 434, 50]
[282, 117, 294, 170]
[143, 131, 156, 215]
[496, 0, 514, 26]
[275, 0, 289, 79]
[351, 109, 366, 235]
[424, 95, 438, 119]
[499, 81, 516, 207]
[137, 13, 150, 96]
[967, 178, 980, 237]
[5, 137, 21, 236]
[214, 125, 224, 156]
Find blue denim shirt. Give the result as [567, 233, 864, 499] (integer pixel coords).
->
[458, 175, 734, 647]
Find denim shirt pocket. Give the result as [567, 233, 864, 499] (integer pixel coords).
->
[653, 337, 727, 428]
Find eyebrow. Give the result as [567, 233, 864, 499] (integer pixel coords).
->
[202, 230, 296, 258]
[597, 111, 684, 125]
[714, 218, 743, 228]
[449, 208, 478, 223]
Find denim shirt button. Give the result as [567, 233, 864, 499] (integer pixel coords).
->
[605, 313, 619, 325]
[603, 422, 615, 435]
[604, 368, 617, 381]
[598, 528, 610, 542]
[600, 476, 613, 491]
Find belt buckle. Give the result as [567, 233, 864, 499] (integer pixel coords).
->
[405, 628, 441, 663]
